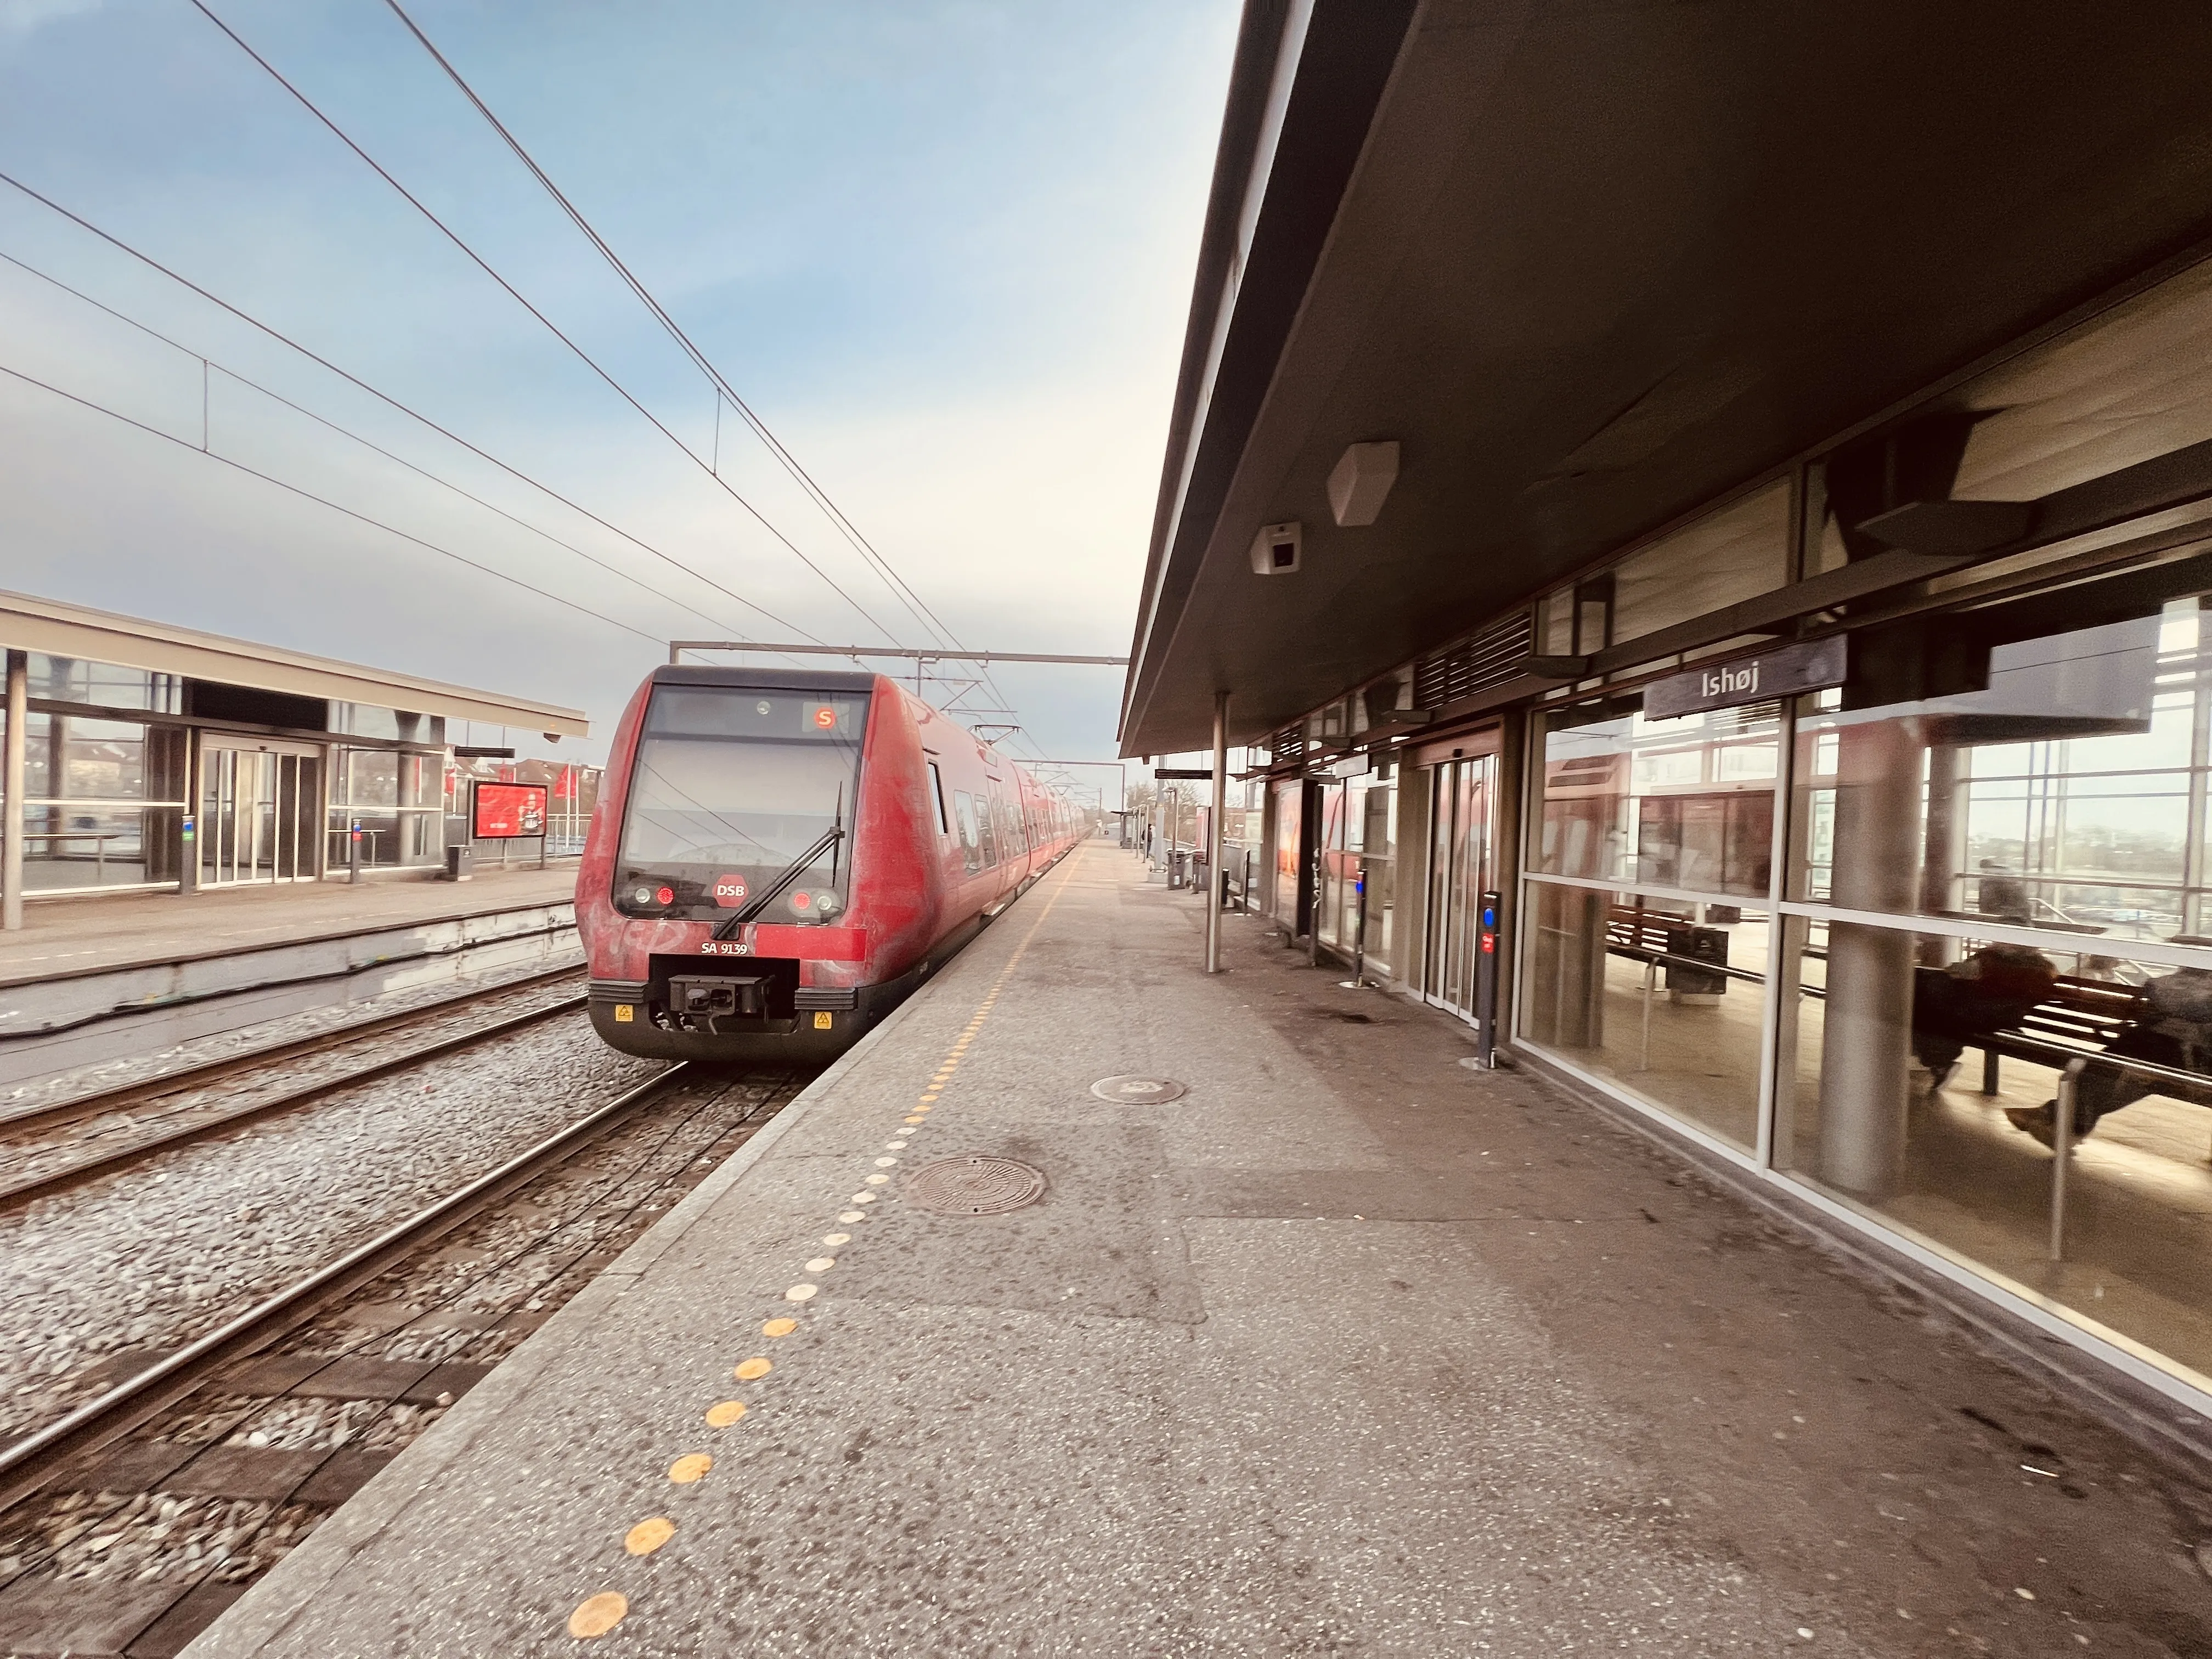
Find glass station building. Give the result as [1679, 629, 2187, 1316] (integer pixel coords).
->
[0, 590, 588, 904]
[1124, 4, 2212, 1414]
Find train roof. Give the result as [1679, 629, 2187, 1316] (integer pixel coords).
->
[650, 665, 881, 692]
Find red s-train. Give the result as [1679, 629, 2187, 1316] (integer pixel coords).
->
[577, 666, 1083, 1061]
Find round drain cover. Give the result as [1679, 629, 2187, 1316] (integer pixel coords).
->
[1091, 1075, 1187, 1104]
[907, 1156, 1047, 1216]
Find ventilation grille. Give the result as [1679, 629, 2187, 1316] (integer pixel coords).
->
[1413, 610, 1535, 710]
[1265, 724, 1306, 768]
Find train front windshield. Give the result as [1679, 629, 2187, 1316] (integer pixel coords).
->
[614, 685, 868, 923]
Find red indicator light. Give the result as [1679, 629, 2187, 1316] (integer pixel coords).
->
[655, 886, 674, 905]
[711, 874, 749, 907]
[791, 890, 812, 911]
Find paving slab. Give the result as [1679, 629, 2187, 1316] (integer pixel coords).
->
[180, 845, 2212, 1656]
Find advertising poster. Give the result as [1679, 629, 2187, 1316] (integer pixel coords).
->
[473, 781, 549, 839]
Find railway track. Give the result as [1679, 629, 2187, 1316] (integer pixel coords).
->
[0, 969, 587, 1214]
[0, 1063, 804, 1655]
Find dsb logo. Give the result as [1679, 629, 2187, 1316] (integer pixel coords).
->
[712, 874, 749, 907]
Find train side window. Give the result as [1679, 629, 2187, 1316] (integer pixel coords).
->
[953, 791, 982, 873]
[927, 761, 949, 835]
[978, 786, 1000, 866]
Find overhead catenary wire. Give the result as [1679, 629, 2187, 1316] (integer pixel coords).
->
[188, 0, 902, 646]
[0, 358, 665, 647]
[0, 167, 812, 646]
[0, 245, 799, 652]
[372, 0, 1061, 763]
[379, 0, 962, 655]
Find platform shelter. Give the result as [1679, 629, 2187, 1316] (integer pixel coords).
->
[0, 590, 588, 926]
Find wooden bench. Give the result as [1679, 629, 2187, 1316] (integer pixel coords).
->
[1959, 974, 2138, 1092]
[1604, 903, 1736, 995]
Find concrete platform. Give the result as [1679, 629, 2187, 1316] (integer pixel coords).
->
[0, 865, 580, 1096]
[0, 864, 577, 989]
[185, 845, 2212, 1656]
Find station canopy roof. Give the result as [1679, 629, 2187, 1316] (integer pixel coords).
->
[0, 589, 589, 738]
[1120, 0, 2212, 755]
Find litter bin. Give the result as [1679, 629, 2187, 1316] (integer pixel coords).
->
[1663, 924, 1728, 1001]
[1170, 849, 1190, 890]
[443, 844, 474, 882]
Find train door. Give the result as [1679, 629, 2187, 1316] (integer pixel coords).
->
[1423, 750, 1498, 1022]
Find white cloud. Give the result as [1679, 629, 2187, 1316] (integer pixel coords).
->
[1, 0, 100, 38]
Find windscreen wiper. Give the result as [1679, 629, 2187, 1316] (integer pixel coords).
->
[715, 823, 844, 938]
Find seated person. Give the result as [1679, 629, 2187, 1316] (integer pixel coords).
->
[2008, 964, 2212, 1145]
[1912, 943, 2059, 1088]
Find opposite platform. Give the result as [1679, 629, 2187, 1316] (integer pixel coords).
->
[0, 865, 577, 990]
[186, 844, 2212, 1656]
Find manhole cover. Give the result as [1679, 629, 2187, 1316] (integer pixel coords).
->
[1091, 1075, 1188, 1104]
[907, 1156, 1047, 1215]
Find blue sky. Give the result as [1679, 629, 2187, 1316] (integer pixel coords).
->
[0, 0, 1235, 783]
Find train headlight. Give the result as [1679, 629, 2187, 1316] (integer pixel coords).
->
[815, 893, 843, 918]
[633, 887, 653, 905]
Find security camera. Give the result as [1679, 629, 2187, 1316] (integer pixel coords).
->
[1249, 521, 1301, 575]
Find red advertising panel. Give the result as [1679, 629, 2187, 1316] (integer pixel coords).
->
[473, 781, 548, 839]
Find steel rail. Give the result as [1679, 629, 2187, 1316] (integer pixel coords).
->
[0, 993, 588, 1212]
[0, 963, 585, 1139]
[0, 1062, 690, 1517]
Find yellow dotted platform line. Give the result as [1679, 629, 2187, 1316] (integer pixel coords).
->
[563, 848, 1085, 1639]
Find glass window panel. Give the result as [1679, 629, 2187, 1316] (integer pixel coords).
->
[1315, 783, 1346, 948]
[19, 804, 178, 890]
[1541, 588, 1575, 657]
[1518, 882, 1769, 1151]
[329, 703, 402, 741]
[953, 792, 981, 873]
[1271, 780, 1301, 922]
[344, 751, 400, 809]
[1535, 698, 1781, 899]
[1609, 481, 1791, 651]
[1793, 592, 2212, 942]
[13, 714, 185, 803]
[1814, 259, 2212, 586]
[1950, 258, 2212, 504]
[1776, 914, 2212, 1381]
[27, 654, 182, 714]
[1347, 775, 1395, 976]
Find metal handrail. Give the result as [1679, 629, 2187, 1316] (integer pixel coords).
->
[1605, 940, 1766, 988]
[1974, 1028, 2212, 1096]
